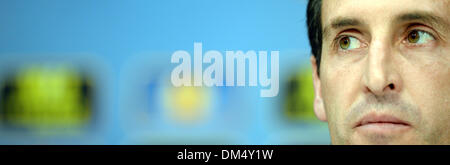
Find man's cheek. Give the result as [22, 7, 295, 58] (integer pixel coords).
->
[323, 67, 361, 110]
[403, 66, 450, 143]
[406, 59, 449, 111]
[321, 72, 351, 126]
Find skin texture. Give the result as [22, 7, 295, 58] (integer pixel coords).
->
[311, 0, 450, 144]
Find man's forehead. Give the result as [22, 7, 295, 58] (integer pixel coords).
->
[321, 0, 450, 38]
[321, 0, 450, 30]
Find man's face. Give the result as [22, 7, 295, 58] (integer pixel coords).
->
[312, 0, 450, 144]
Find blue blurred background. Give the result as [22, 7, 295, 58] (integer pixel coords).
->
[0, 0, 330, 144]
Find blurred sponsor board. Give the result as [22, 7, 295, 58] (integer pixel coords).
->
[0, 64, 95, 135]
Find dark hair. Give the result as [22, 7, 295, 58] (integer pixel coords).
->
[306, 0, 322, 75]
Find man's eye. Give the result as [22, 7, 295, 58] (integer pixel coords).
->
[339, 36, 361, 50]
[407, 30, 435, 44]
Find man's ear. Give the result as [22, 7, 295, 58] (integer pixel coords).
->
[310, 56, 327, 122]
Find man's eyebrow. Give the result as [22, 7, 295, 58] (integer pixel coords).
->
[395, 11, 449, 36]
[395, 11, 445, 25]
[323, 17, 365, 40]
[331, 18, 362, 29]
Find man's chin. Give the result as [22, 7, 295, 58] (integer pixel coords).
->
[346, 131, 423, 145]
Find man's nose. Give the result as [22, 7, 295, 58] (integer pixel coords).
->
[362, 37, 402, 96]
